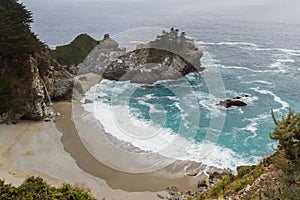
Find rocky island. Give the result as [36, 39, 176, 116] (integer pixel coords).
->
[79, 29, 204, 84]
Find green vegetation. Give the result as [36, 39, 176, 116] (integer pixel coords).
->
[270, 109, 300, 161]
[0, 0, 39, 115]
[206, 164, 263, 198]
[0, 0, 39, 56]
[0, 54, 32, 114]
[262, 109, 300, 200]
[233, 178, 248, 192]
[210, 174, 234, 196]
[0, 176, 96, 200]
[236, 166, 253, 178]
[149, 28, 193, 53]
[52, 34, 98, 67]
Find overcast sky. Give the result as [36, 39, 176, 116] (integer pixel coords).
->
[21, 0, 300, 23]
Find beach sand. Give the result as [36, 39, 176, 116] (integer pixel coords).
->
[0, 73, 202, 199]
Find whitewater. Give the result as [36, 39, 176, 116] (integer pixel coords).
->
[21, 0, 300, 172]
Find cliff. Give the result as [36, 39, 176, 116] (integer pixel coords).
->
[0, 47, 74, 124]
[0, 0, 75, 124]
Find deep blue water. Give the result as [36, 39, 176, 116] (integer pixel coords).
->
[22, 0, 300, 169]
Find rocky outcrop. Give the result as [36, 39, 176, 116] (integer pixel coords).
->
[217, 95, 251, 108]
[218, 99, 247, 108]
[0, 49, 76, 124]
[78, 34, 126, 75]
[97, 30, 203, 84]
[0, 55, 48, 123]
[78, 30, 204, 84]
[102, 47, 203, 84]
[0, 0, 77, 124]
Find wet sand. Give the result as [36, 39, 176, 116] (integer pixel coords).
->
[54, 101, 199, 192]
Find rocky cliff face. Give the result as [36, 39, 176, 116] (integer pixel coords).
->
[0, 49, 75, 124]
[0, 55, 47, 123]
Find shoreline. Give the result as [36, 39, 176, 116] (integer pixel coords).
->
[0, 73, 205, 199]
[54, 101, 202, 192]
[0, 120, 164, 200]
[54, 73, 203, 192]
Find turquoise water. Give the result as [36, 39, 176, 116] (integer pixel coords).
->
[83, 41, 300, 169]
[22, 0, 300, 169]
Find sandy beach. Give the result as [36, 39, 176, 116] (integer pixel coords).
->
[0, 73, 202, 199]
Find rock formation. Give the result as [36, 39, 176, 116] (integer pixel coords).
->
[0, 48, 76, 124]
[79, 29, 204, 84]
[102, 48, 203, 84]
[218, 99, 247, 108]
[78, 34, 126, 75]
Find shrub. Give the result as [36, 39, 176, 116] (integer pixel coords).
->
[237, 166, 252, 178]
[263, 109, 300, 200]
[270, 109, 300, 161]
[234, 178, 248, 192]
[0, 176, 96, 200]
[210, 174, 234, 196]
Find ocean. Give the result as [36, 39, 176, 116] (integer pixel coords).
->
[22, 0, 300, 171]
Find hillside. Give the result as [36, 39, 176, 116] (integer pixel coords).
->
[52, 33, 99, 71]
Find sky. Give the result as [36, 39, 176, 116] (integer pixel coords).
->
[21, 0, 300, 22]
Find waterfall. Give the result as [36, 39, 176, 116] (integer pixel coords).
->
[40, 78, 53, 106]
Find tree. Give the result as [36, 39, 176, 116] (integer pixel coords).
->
[0, 0, 38, 57]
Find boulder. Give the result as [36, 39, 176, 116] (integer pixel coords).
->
[98, 36, 119, 49]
